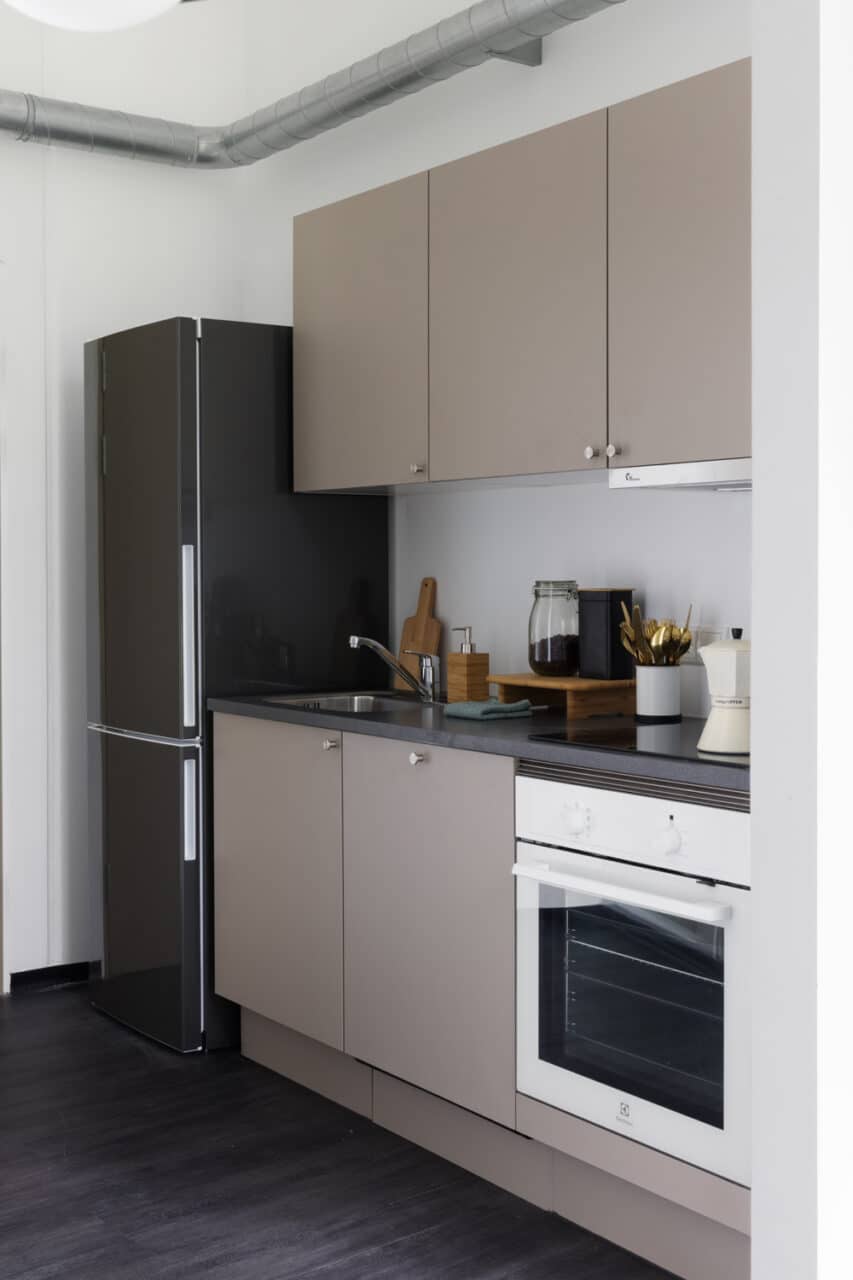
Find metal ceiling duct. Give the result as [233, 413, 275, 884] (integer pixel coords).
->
[0, 0, 624, 168]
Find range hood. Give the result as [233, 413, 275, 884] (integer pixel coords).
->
[608, 458, 752, 492]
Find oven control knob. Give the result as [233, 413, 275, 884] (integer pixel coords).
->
[562, 802, 590, 837]
[657, 822, 683, 857]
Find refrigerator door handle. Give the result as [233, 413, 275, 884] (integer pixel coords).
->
[87, 723, 202, 749]
[183, 757, 198, 863]
[181, 544, 198, 730]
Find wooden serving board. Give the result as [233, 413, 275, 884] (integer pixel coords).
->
[489, 673, 635, 720]
[395, 577, 441, 690]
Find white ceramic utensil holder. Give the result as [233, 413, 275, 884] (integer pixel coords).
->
[635, 665, 681, 724]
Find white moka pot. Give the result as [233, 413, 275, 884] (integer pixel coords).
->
[635, 664, 681, 724]
[697, 634, 751, 755]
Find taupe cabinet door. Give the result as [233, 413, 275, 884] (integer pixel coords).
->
[609, 60, 751, 467]
[430, 113, 608, 480]
[293, 174, 429, 491]
[343, 734, 516, 1128]
[213, 714, 344, 1050]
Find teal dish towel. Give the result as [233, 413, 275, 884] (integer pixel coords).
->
[444, 697, 532, 720]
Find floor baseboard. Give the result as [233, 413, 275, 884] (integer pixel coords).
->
[10, 961, 100, 993]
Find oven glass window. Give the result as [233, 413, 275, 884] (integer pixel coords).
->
[538, 886, 724, 1128]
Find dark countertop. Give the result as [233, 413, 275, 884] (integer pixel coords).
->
[207, 693, 750, 793]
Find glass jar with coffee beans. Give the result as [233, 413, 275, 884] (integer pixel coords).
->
[528, 580, 580, 677]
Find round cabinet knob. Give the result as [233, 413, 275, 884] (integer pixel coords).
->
[561, 802, 589, 837]
[410, 463, 426, 475]
[409, 751, 426, 766]
[656, 822, 683, 857]
[322, 738, 340, 752]
[583, 445, 601, 461]
[605, 444, 622, 459]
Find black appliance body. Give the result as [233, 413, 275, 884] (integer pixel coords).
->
[577, 588, 635, 681]
[86, 318, 389, 1051]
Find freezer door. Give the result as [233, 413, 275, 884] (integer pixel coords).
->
[91, 732, 202, 1053]
[99, 318, 199, 739]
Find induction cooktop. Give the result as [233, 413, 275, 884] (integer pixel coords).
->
[528, 716, 749, 769]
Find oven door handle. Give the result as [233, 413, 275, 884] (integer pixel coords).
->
[512, 863, 732, 926]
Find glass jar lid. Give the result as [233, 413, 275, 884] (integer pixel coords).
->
[533, 579, 578, 596]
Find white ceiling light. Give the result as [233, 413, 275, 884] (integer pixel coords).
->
[3, 0, 182, 31]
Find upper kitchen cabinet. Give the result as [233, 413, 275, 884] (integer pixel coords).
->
[429, 112, 608, 481]
[608, 60, 752, 468]
[293, 174, 429, 491]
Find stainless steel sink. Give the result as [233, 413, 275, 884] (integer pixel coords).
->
[262, 691, 421, 714]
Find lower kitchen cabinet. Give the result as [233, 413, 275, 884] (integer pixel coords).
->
[213, 713, 344, 1049]
[343, 733, 516, 1128]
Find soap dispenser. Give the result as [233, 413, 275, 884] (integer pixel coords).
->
[447, 626, 490, 703]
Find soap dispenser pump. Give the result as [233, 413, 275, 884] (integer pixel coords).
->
[447, 626, 490, 703]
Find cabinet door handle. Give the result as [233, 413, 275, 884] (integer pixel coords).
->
[409, 751, 426, 766]
[583, 445, 601, 461]
[606, 444, 622, 459]
[409, 463, 426, 475]
[322, 738, 340, 751]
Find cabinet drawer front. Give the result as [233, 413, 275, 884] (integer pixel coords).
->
[343, 734, 516, 1128]
[213, 714, 343, 1049]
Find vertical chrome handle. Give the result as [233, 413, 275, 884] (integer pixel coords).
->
[181, 545, 197, 729]
[183, 756, 198, 862]
[322, 738, 340, 751]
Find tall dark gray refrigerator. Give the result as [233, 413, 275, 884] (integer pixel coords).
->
[86, 317, 388, 1052]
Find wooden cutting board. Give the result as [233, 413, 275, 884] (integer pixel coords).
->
[395, 577, 441, 689]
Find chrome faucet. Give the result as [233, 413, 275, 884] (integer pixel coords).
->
[349, 635, 440, 703]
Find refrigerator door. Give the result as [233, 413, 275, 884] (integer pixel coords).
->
[99, 318, 199, 739]
[90, 730, 202, 1053]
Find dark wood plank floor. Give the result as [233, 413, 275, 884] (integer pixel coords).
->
[0, 986, 674, 1279]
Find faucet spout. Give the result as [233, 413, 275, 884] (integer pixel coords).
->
[349, 635, 435, 703]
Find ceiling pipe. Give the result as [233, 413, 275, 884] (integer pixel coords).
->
[0, 0, 624, 169]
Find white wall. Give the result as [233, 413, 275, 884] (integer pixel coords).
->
[392, 478, 750, 715]
[0, 0, 249, 984]
[0, 13, 46, 987]
[752, 1, 853, 1276]
[750, 0, 818, 1262]
[815, 7, 853, 1274]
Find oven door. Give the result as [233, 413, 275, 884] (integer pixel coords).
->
[515, 841, 750, 1185]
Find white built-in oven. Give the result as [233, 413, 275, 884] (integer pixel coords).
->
[515, 768, 751, 1186]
